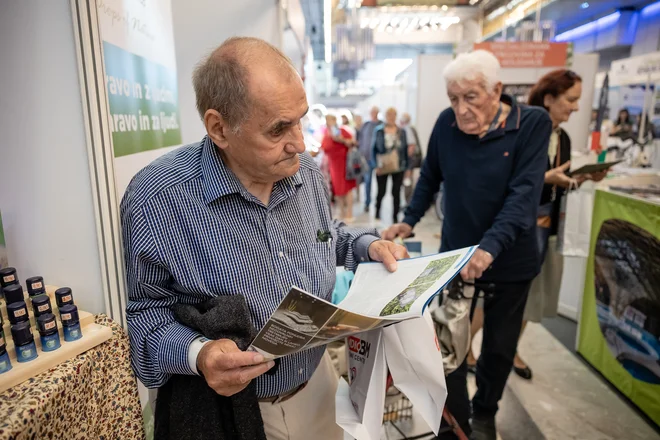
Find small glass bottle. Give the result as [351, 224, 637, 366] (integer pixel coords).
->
[3, 284, 25, 305]
[59, 304, 83, 341]
[11, 322, 38, 363]
[7, 301, 29, 325]
[0, 332, 12, 373]
[55, 287, 75, 308]
[26, 276, 46, 297]
[32, 294, 53, 318]
[37, 313, 61, 352]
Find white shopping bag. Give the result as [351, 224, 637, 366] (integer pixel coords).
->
[556, 184, 595, 257]
[383, 312, 447, 436]
[335, 329, 387, 440]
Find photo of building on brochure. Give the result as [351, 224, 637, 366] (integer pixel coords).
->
[379, 254, 461, 316]
[251, 287, 339, 358]
[250, 287, 387, 359]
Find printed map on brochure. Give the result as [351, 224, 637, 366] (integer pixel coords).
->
[249, 246, 477, 359]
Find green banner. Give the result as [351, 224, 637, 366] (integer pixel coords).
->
[103, 42, 182, 157]
[578, 190, 660, 427]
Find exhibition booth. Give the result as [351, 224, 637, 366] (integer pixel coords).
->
[579, 50, 660, 427]
[1, 0, 659, 435]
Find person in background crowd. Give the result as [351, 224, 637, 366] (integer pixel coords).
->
[399, 112, 423, 206]
[372, 107, 409, 224]
[341, 113, 356, 139]
[383, 50, 551, 440]
[611, 108, 633, 138]
[121, 37, 408, 440]
[589, 109, 599, 132]
[358, 106, 381, 213]
[354, 114, 364, 137]
[323, 114, 357, 221]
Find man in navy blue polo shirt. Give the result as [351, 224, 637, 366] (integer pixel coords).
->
[383, 50, 551, 440]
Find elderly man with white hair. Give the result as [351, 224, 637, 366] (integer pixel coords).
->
[383, 50, 551, 439]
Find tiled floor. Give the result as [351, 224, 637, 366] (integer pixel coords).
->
[343, 187, 658, 440]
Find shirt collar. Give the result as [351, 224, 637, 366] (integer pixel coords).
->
[201, 136, 303, 205]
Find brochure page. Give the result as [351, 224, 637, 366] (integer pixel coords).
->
[249, 246, 476, 359]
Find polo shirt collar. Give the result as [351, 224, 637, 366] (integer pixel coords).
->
[201, 136, 303, 205]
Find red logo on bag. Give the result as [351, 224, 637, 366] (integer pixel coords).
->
[348, 336, 371, 357]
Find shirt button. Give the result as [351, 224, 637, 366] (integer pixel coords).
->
[279, 251, 284, 258]
[298, 368, 304, 375]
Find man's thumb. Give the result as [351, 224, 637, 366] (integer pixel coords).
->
[559, 161, 571, 172]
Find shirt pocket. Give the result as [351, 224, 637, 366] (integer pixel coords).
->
[286, 240, 337, 301]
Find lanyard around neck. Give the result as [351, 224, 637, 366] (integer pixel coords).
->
[487, 103, 503, 133]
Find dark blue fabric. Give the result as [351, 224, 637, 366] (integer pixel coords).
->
[403, 96, 552, 282]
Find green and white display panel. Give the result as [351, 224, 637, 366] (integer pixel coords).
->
[578, 190, 660, 427]
[97, 0, 181, 158]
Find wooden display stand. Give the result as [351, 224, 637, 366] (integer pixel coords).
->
[0, 286, 112, 393]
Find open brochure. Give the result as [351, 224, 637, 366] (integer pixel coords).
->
[249, 246, 477, 359]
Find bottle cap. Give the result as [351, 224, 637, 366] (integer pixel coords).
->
[7, 301, 29, 325]
[0, 267, 18, 287]
[31, 295, 52, 317]
[11, 322, 34, 346]
[26, 276, 46, 296]
[59, 304, 79, 326]
[55, 287, 74, 308]
[37, 313, 58, 336]
[3, 284, 24, 305]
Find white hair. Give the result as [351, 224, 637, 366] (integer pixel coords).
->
[443, 50, 501, 91]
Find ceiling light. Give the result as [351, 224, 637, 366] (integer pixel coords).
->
[580, 2, 589, 8]
[442, 5, 448, 11]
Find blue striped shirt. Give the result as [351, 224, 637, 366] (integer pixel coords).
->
[121, 136, 379, 397]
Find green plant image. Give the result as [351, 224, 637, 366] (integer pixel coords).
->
[380, 255, 460, 317]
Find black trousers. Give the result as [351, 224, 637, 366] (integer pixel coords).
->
[438, 280, 531, 439]
[375, 171, 404, 220]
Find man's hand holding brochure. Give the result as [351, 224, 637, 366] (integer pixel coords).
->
[248, 246, 477, 440]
